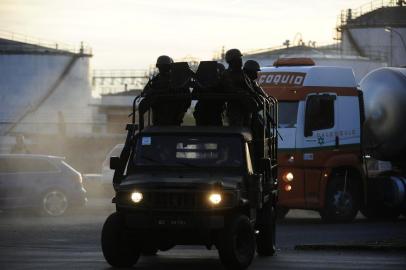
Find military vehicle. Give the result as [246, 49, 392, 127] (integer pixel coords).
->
[101, 61, 278, 270]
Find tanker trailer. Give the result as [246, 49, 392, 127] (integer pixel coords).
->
[360, 67, 406, 219]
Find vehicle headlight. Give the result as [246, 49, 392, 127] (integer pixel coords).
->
[283, 172, 294, 182]
[208, 193, 222, 205]
[131, 191, 143, 203]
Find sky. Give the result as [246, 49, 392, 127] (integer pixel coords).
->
[0, 0, 372, 69]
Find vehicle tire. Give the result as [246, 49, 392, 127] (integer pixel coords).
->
[217, 215, 256, 270]
[276, 206, 289, 220]
[41, 189, 69, 217]
[256, 202, 276, 256]
[101, 212, 140, 268]
[320, 173, 360, 223]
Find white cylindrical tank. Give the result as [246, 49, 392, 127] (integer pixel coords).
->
[360, 67, 406, 161]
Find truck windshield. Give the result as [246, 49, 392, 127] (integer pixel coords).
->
[134, 135, 243, 168]
[279, 101, 298, 128]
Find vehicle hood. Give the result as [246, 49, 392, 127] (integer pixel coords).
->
[119, 172, 243, 190]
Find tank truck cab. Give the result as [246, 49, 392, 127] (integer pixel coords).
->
[258, 58, 364, 222]
[102, 61, 279, 270]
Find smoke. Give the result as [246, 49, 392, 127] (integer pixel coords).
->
[0, 48, 123, 226]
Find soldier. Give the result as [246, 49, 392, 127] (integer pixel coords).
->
[141, 55, 174, 125]
[243, 60, 271, 140]
[243, 60, 268, 98]
[142, 55, 173, 96]
[221, 49, 257, 126]
[193, 61, 226, 126]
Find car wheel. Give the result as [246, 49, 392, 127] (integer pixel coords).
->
[256, 202, 276, 256]
[42, 190, 69, 217]
[217, 215, 256, 270]
[101, 212, 140, 268]
[320, 173, 360, 223]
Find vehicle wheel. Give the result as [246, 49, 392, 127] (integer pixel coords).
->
[217, 215, 256, 270]
[101, 212, 140, 268]
[256, 202, 276, 256]
[320, 173, 360, 223]
[276, 206, 289, 220]
[41, 189, 69, 217]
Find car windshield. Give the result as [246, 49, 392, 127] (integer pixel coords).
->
[278, 101, 298, 128]
[134, 135, 243, 168]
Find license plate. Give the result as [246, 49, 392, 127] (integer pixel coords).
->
[156, 217, 187, 226]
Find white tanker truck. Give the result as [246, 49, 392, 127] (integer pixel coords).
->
[259, 59, 406, 222]
[360, 67, 406, 219]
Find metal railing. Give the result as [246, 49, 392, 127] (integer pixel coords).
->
[0, 30, 92, 55]
[337, 0, 404, 28]
[92, 69, 150, 96]
[93, 69, 149, 78]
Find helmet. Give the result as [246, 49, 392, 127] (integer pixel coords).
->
[225, 49, 242, 63]
[156, 55, 173, 67]
[243, 60, 261, 72]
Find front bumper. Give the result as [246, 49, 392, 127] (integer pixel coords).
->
[69, 187, 88, 208]
[123, 210, 226, 230]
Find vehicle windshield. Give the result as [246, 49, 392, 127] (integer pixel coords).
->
[278, 101, 298, 128]
[134, 135, 243, 168]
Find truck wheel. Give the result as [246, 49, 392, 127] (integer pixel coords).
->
[101, 212, 140, 268]
[217, 215, 256, 270]
[256, 203, 276, 256]
[320, 174, 360, 223]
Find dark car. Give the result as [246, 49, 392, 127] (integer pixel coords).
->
[0, 154, 87, 216]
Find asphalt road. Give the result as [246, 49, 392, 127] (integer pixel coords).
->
[0, 201, 405, 270]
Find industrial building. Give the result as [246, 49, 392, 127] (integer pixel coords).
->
[0, 33, 94, 139]
[0, 32, 106, 172]
[339, 0, 406, 67]
[227, 0, 406, 81]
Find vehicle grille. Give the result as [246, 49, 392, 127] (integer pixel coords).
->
[148, 192, 202, 209]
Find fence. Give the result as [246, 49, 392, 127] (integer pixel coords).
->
[0, 30, 92, 55]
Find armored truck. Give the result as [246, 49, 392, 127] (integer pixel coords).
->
[101, 61, 278, 270]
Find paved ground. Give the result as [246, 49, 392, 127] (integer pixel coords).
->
[0, 200, 405, 270]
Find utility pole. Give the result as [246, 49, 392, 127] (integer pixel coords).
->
[385, 27, 406, 66]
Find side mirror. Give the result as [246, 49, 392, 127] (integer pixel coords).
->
[110, 156, 120, 170]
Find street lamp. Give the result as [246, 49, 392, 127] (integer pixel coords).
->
[385, 27, 406, 66]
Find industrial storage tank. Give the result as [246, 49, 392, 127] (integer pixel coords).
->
[360, 67, 406, 161]
[0, 36, 93, 138]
